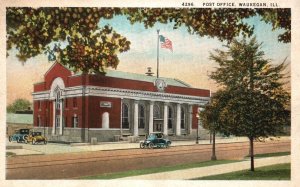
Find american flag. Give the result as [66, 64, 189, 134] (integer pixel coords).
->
[159, 35, 173, 51]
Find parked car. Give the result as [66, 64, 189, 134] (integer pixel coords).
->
[25, 132, 47, 145]
[140, 132, 171, 149]
[8, 129, 30, 143]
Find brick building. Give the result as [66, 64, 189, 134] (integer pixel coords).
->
[32, 62, 210, 142]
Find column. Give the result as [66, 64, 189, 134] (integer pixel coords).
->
[148, 101, 154, 134]
[176, 103, 181, 136]
[134, 100, 139, 137]
[163, 103, 168, 136]
[188, 105, 193, 134]
[59, 98, 63, 135]
[52, 100, 55, 135]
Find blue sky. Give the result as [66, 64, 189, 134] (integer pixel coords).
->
[7, 11, 291, 104]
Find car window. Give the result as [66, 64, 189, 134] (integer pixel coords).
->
[149, 134, 156, 139]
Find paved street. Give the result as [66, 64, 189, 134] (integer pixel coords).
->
[6, 139, 290, 179]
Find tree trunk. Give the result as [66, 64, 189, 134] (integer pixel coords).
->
[249, 136, 254, 171]
[211, 131, 217, 160]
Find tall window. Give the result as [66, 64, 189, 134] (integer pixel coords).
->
[181, 107, 185, 129]
[56, 92, 60, 109]
[73, 98, 77, 108]
[56, 116, 60, 127]
[168, 106, 173, 129]
[154, 104, 160, 119]
[72, 115, 78, 128]
[138, 104, 145, 129]
[122, 103, 129, 129]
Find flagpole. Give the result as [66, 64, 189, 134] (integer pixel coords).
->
[157, 29, 160, 78]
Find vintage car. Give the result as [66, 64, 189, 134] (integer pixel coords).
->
[8, 129, 30, 143]
[25, 132, 47, 145]
[140, 132, 171, 149]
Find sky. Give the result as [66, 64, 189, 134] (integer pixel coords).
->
[6, 11, 291, 105]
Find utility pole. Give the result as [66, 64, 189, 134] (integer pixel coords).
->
[157, 29, 160, 78]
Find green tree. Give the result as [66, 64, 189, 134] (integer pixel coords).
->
[7, 98, 32, 113]
[209, 37, 290, 171]
[7, 8, 290, 73]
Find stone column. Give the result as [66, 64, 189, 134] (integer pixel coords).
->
[176, 103, 181, 136]
[163, 103, 168, 136]
[52, 100, 55, 135]
[188, 104, 193, 134]
[59, 98, 63, 135]
[134, 100, 139, 137]
[148, 101, 154, 134]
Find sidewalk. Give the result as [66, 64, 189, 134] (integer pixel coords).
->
[6, 136, 289, 156]
[118, 155, 291, 180]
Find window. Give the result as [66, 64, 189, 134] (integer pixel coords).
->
[55, 116, 60, 127]
[154, 104, 160, 119]
[73, 98, 77, 108]
[56, 92, 60, 109]
[72, 115, 78, 128]
[181, 107, 185, 129]
[122, 103, 129, 129]
[138, 104, 145, 129]
[168, 106, 173, 129]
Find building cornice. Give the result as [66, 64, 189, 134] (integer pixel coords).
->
[33, 86, 210, 105]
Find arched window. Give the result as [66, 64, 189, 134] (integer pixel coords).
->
[122, 103, 129, 129]
[138, 104, 145, 129]
[154, 104, 160, 119]
[168, 106, 173, 129]
[181, 107, 185, 129]
[55, 92, 60, 109]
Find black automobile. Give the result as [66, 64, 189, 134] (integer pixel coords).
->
[140, 132, 171, 149]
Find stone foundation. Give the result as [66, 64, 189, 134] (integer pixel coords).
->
[33, 127, 210, 143]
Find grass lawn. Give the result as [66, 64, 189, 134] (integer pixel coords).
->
[193, 163, 290, 180]
[81, 160, 240, 179]
[80, 152, 290, 180]
[6, 152, 16, 157]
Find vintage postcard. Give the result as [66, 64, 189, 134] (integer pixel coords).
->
[1, 0, 299, 187]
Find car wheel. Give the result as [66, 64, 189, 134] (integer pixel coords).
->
[44, 140, 47, 145]
[23, 135, 28, 141]
[16, 137, 20, 143]
[166, 142, 171, 148]
[32, 139, 36, 145]
[140, 142, 145, 149]
[148, 143, 154, 149]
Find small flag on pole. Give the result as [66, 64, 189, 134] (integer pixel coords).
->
[159, 35, 173, 51]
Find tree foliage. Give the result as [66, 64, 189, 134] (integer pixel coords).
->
[204, 37, 290, 171]
[7, 98, 32, 113]
[6, 8, 290, 73]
